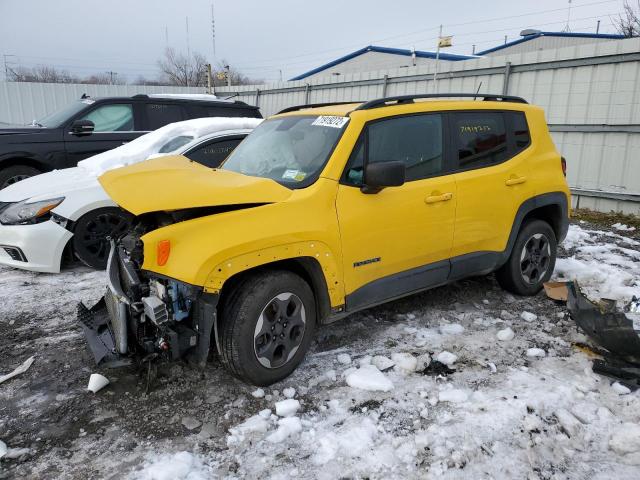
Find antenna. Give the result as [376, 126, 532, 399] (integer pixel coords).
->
[562, 0, 572, 32]
[186, 17, 191, 58]
[211, 3, 216, 58]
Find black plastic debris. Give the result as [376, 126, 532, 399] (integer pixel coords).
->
[566, 281, 640, 364]
[592, 359, 640, 392]
[421, 360, 455, 376]
[77, 298, 131, 368]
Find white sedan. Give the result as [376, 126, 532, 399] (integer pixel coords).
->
[0, 117, 261, 272]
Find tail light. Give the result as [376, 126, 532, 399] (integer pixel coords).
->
[561, 156, 567, 177]
[157, 240, 171, 266]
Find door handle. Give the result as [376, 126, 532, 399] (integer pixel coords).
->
[425, 192, 453, 204]
[505, 176, 527, 186]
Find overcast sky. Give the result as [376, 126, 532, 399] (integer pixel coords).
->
[0, 0, 627, 83]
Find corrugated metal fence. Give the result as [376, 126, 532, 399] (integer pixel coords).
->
[213, 37, 640, 214]
[1, 37, 639, 214]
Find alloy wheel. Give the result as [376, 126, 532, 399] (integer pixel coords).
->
[520, 233, 551, 285]
[253, 292, 306, 369]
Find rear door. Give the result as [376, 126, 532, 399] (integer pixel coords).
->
[449, 110, 534, 276]
[336, 113, 457, 310]
[142, 102, 187, 130]
[63, 101, 144, 165]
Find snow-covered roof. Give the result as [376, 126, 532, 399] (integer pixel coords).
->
[78, 117, 262, 176]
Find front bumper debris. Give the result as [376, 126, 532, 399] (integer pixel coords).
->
[77, 297, 130, 367]
[567, 281, 640, 363]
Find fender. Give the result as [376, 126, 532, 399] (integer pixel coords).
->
[203, 240, 344, 308]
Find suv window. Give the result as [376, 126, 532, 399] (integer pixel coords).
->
[145, 103, 184, 130]
[511, 111, 531, 155]
[185, 138, 243, 168]
[78, 104, 134, 132]
[452, 111, 508, 170]
[343, 114, 444, 185]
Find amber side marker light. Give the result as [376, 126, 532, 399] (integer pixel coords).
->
[157, 240, 171, 266]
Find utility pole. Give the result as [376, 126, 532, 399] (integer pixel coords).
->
[206, 64, 212, 94]
[105, 71, 117, 84]
[186, 17, 191, 60]
[433, 24, 442, 93]
[3, 54, 17, 81]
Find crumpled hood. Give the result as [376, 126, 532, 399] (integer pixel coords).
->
[0, 167, 98, 203]
[99, 155, 293, 215]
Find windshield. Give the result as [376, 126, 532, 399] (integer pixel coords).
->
[221, 115, 348, 187]
[36, 100, 93, 128]
[158, 135, 194, 153]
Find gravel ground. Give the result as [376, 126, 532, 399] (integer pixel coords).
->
[1, 219, 639, 479]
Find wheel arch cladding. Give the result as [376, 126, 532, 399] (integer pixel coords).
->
[504, 191, 569, 263]
[215, 256, 333, 326]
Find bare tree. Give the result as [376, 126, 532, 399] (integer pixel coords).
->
[7, 65, 78, 83]
[157, 48, 208, 87]
[614, 0, 640, 37]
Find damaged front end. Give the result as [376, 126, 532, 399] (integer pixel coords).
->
[77, 227, 218, 368]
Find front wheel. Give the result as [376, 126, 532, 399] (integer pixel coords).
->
[0, 165, 42, 190]
[496, 219, 557, 296]
[219, 270, 316, 386]
[73, 208, 133, 269]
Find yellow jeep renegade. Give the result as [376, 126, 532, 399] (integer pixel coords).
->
[79, 93, 571, 386]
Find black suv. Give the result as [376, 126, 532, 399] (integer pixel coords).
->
[0, 94, 262, 189]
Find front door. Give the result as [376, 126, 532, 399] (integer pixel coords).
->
[64, 102, 144, 166]
[336, 112, 457, 311]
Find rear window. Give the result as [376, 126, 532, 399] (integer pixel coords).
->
[145, 103, 184, 129]
[452, 112, 508, 170]
[511, 111, 531, 154]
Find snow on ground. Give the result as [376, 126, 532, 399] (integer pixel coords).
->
[1, 222, 640, 479]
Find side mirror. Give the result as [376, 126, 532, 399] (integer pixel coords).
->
[361, 161, 405, 194]
[70, 119, 94, 136]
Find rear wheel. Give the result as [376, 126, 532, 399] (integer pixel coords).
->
[496, 219, 557, 296]
[73, 208, 133, 269]
[0, 165, 41, 190]
[219, 270, 316, 386]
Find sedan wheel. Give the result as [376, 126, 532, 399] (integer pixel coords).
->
[73, 208, 133, 269]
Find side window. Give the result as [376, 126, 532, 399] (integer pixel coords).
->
[342, 114, 444, 185]
[78, 104, 133, 132]
[452, 111, 508, 169]
[512, 111, 531, 155]
[184, 138, 243, 168]
[368, 114, 444, 182]
[145, 103, 184, 130]
[342, 139, 364, 185]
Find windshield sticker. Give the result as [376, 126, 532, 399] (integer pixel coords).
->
[282, 169, 307, 181]
[311, 116, 349, 129]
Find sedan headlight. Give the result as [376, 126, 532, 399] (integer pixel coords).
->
[0, 197, 64, 225]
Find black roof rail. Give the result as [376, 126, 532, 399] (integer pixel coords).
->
[277, 101, 363, 115]
[354, 93, 528, 110]
[132, 94, 149, 99]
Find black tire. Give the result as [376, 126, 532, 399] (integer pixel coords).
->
[496, 219, 557, 296]
[73, 208, 133, 269]
[219, 270, 316, 386]
[0, 165, 41, 190]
